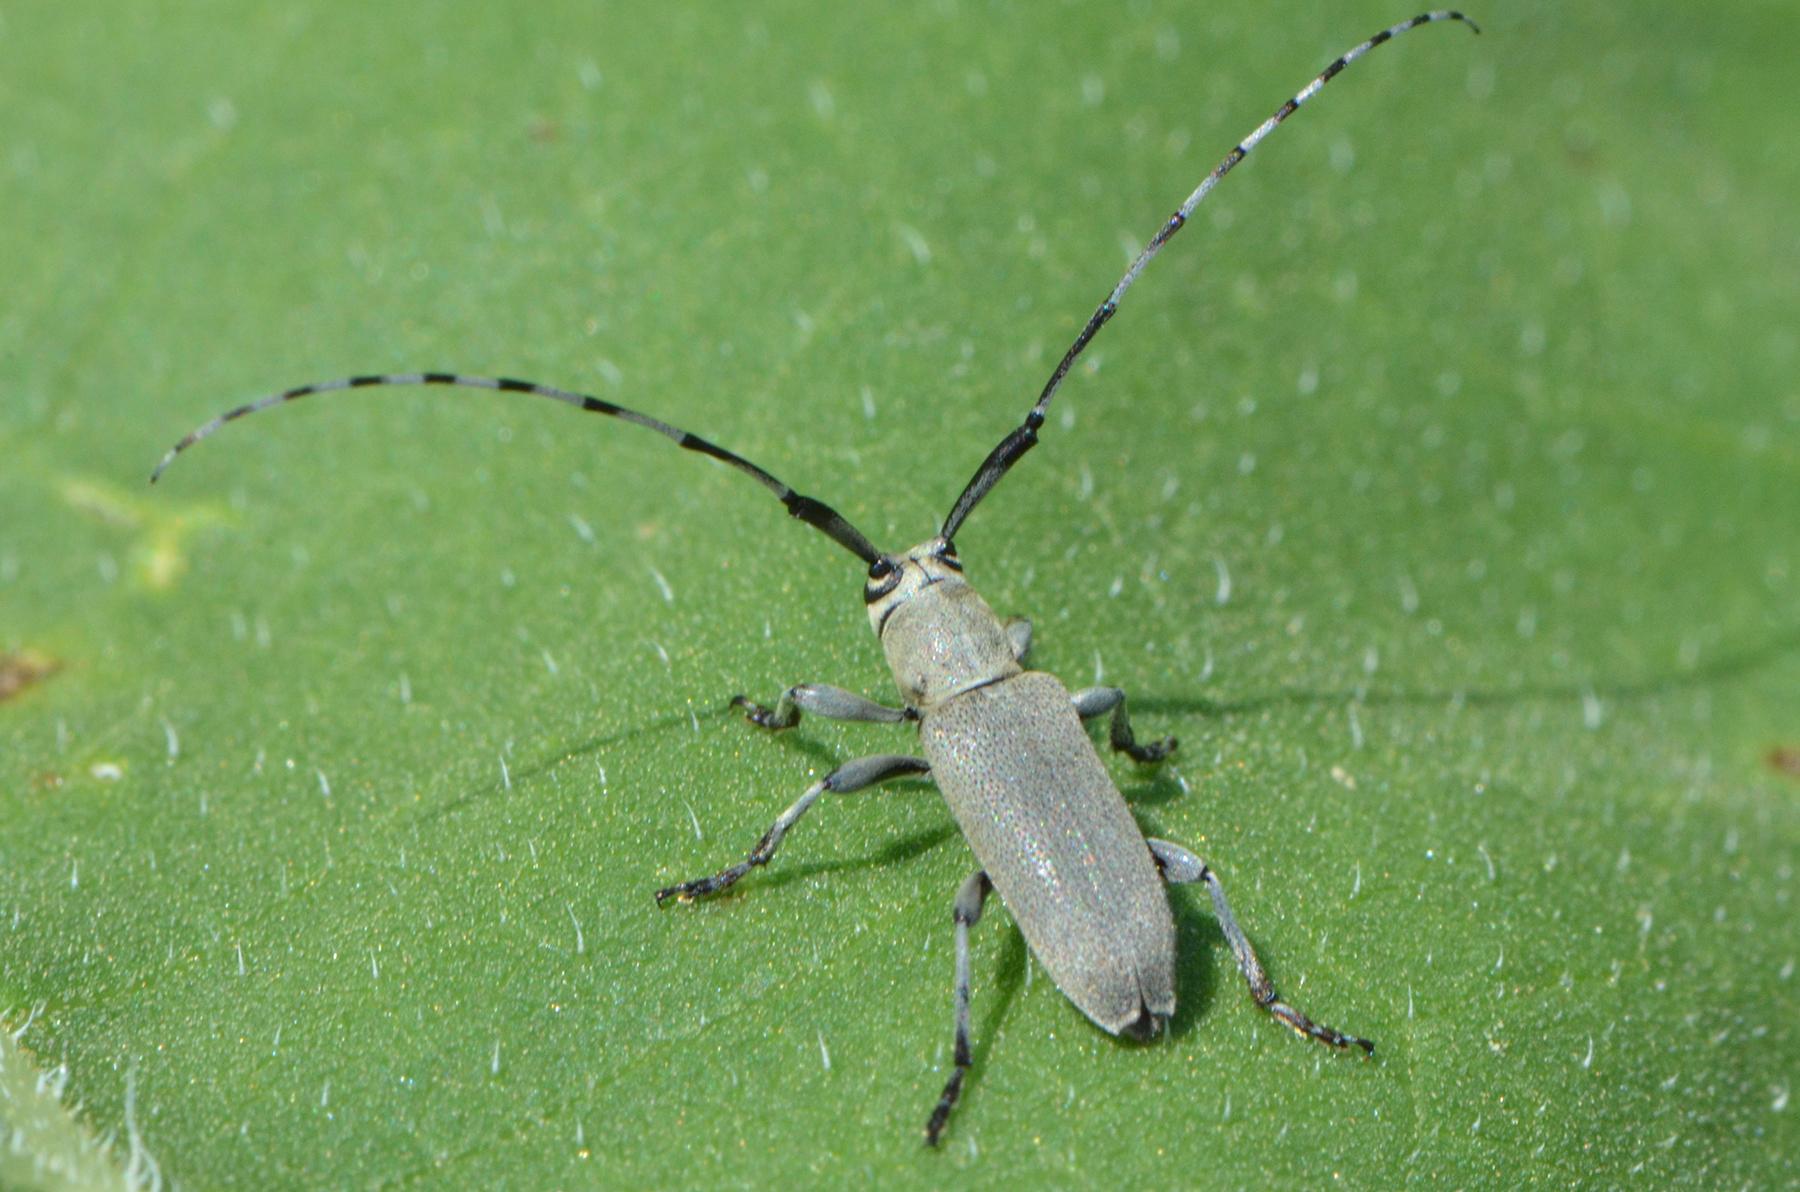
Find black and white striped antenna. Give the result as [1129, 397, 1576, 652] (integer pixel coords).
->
[152, 11, 1476, 570]
[940, 10, 1479, 542]
[150, 371, 883, 565]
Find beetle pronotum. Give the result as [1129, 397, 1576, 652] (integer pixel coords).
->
[154, 11, 1479, 1144]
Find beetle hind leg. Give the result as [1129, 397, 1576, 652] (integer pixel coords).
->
[925, 869, 992, 1147]
[1147, 837, 1373, 1055]
[1070, 686, 1177, 763]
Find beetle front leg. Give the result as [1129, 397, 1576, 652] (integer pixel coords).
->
[925, 869, 992, 1148]
[654, 754, 930, 904]
[1070, 686, 1177, 763]
[731, 683, 916, 730]
[1146, 837, 1373, 1055]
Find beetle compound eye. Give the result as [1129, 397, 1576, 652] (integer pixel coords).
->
[864, 557, 902, 604]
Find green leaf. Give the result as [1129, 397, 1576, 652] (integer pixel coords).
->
[0, 1017, 138, 1192]
[2, 2, 1794, 1186]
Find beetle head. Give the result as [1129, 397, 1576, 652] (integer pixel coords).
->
[863, 536, 964, 636]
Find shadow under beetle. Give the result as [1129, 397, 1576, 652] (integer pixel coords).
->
[154, 11, 1480, 1145]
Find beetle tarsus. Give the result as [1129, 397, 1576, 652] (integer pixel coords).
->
[924, 1068, 965, 1147]
[730, 694, 794, 730]
[1269, 999, 1375, 1054]
[1121, 734, 1178, 764]
[653, 868, 743, 905]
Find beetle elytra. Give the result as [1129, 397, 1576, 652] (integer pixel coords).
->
[153, 11, 1480, 1144]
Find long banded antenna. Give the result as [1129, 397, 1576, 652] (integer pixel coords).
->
[941, 10, 1480, 541]
[151, 372, 883, 564]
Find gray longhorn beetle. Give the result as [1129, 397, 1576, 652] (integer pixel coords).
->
[153, 12, 1480, 1145]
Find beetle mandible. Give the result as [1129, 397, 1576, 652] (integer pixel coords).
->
[153, 11, 1480, 1144]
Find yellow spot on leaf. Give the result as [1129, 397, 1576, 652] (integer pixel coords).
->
[60, 474, 228, 590]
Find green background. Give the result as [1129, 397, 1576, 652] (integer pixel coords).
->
[2, 1, 1794, 1186]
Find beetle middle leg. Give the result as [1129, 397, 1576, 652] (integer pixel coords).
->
[1146, 837, 1373, 1054]
[925, 869, 991, 1147]
[731, 683, 915, 730]
[654, 754, 930, 904]
[1070, 686, 1177, 763]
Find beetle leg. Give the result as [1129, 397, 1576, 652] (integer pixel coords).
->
[925, 869, 992, 1147]
[654, 754, 930, 904]
[1146, 837, 1374, 1055]
[1070, 686, 1178, 763]
[731, 683, 916, 730]
[1003, 616, 1033, 662]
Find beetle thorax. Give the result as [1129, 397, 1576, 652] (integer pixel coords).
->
[864, 538, 1020, 711]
